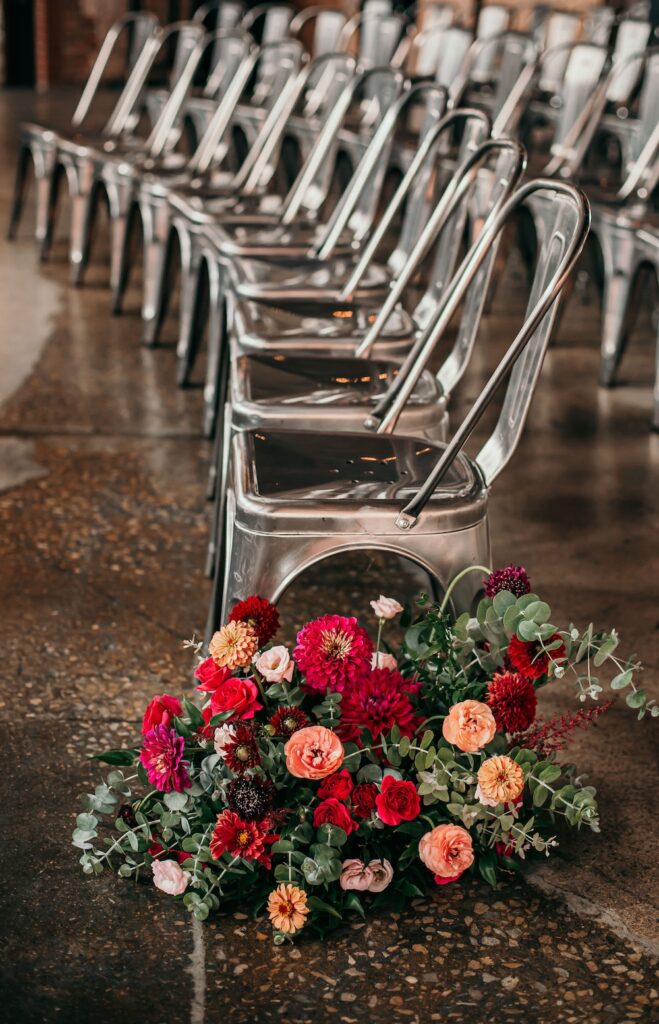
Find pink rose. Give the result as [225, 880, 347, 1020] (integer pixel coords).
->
[366, 858, 394, 892]
[370, 596, 404, 620]
[210, 677, 262, 722]
[142, 694, 182, 735]
[339, 859, 374, 891]
[152, 859, 189, 896]
[442, 699, 497, 753]
[214, 723, 236, 757]
[195, 657, 231, 693]
[254, 645, 294, 683]
[371, 651, 398, 671]
[419, 823, 474, 879]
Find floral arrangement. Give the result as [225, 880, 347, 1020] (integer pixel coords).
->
[73, 566, 655, 942]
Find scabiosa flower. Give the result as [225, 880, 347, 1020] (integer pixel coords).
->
[140, 725, 191, 793]
[507, 634, 566, 680]
[222, 724, 262, 773]
[293, 614, 373, 693]
[484, 565, 531, 599]
[210, 810, 277, 867]
[337, 668, 421, 743]
[486, 671, 538, 733]
[270, 705, 309, 738]
[267, 883, 309, 934]
[229, 595, 280, 646]
[226, 777, 274, 821]
[209, 621, 259, 670]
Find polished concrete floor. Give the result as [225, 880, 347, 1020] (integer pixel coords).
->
[0, 91, 657, 1023]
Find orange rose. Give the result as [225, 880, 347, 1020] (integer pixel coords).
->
[284, 725, 344, 780]
[477, 755, 524, 806]
[442, 699, 497, 753]
[419, 823, 474, 879]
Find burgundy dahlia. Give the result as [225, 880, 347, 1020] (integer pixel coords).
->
[337, 668, 421, 743]
[140, 724, 191, 793]
[507, 634, 566, 680]
[270, 705, 309, 738]
[223, 724, 262, 773]
[486, 671, 538, 733]
[229, 595, 280, 646]
[226, 776, 274, 821]
[484, 565, 531, 599]
[293, 614, 373, 693]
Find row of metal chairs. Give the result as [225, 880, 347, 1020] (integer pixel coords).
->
[7, 4, 655, 626]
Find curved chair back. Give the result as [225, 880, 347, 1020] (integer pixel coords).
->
[436, 27, 473, 92]
[193, 1, 244, 30]
[202, 27, 254, 99]
[583, 5, 616, 45]
[606, 16, 652, 103]
[72, 12, 160, 135]
[452, 30, 537, 126]
[337, 6, 407, 68]
[289, 6, 347, 57]
[390, 180, 590, 526]
[470, 3, 511, 82]
[537, 11, 581, 92]
[241, 3, 293, 42]
[279, 64, 404, 225]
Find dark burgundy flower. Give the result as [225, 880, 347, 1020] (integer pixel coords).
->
[486, 672, 538, 733]
[226, 777, 274, 821]
[317, 769, 353, 801]
[338, 668, 421, 744]
[484, 565, 531, 599]
[229, 595, 280, 646]
[351, 783, 378, 819]
[270, 706, 309, 738]
[312, 797, 357, 835]
[223, 724, 262, 773]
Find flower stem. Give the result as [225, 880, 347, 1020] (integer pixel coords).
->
[439, 565, 491, 616]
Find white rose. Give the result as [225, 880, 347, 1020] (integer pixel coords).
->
[152, 859, 189, 896]
[214, 723, 236, 758]
[254, 645, 294, 683]
[371, 652, 398, 671]
[370, 596, 404, 620]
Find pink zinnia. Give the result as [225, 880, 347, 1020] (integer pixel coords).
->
[338, 668, 421, 743]
[140, 724, 191, 793]
[293, 614, 373, 693]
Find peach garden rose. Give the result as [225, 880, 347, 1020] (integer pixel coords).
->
[284, 725, 344, 780]
[442, 699, 497, 753]
[418, 824, 474, 880]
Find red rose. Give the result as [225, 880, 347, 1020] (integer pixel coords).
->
[195, 656, 232, 693]
[197, 705, 214, 739]
[313, 797, 357, 835]
[375, 775, 421, 826]
[317, 769, 354, 801]
[210, 677, 262, 722]
[142, 694, 182, 735]
[351, 782, 378, 819]
[433, 873, 463, 885]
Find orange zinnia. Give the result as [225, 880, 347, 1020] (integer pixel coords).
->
[209, 621, 259, 669]
[477, 755, 525, 805]
[267, 883, 309, 934]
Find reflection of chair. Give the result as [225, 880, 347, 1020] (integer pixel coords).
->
[211, 180, 589, 633]
[7, 11, 160, 255]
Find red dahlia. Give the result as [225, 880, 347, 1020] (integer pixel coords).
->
[484, 565, 531, 599]
[293, 614, 373, 693]
[507, 634, 566, 680]
[270, 706, 309, 738]
[210, 810, 278, 867]
[229, 595, 280, 646]
[337, 668, 421, 744]
[486, 671, 538, 733]
[222, 724, 262, 773]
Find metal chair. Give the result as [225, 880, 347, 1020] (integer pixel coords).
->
[212, 179, 589, 631]
[7, 11, 160, 255]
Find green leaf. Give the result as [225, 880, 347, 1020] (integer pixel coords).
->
[92, 749, 137, 767]
[343, 892, 365, 918]
[521, 600, 551, 624]
[173, 716, 194, 738]
[626, 689, 646, 709]
[492, 590, 516, 616]
[517, 620, 541, 642]
[271, 840, 294, 854]
[315, 824, 348, 848]
[610, 669, 632, 690]
[183, 699, 205, 731]
[164, 791, 189, 812]
[308, 895, 342, 920]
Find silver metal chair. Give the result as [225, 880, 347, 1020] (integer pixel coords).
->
[204, 138, 525, 580]
[212, 179, 589, 631]
[7, 11, 160, 256]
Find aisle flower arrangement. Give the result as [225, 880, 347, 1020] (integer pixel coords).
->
[73, 566, 654, 942]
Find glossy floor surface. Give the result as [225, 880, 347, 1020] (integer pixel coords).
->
[0, 91, 657, 1023]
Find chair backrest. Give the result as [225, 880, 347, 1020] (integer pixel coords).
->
[202, 27, 254, 99]
[241, 3, 293, 42]
[279, 65, 405, 225]
[452, 30, 536, 127]
[606, 18, 652, 104]
[193, 1, 244, 31]
[552, 43, 609, 149]
[313, 82, 448, 258]
[408, 3, 454, 77]
[289, 6, 347, 57]
[354, 136, 526, 371]
[583, 5, 616, 45]
[389, 180, 590, 527]
[471, 4, 511, 82]
[437, 27, 473, 92]
[538, 11, 581, 92]
[338, 108, 492, 306]
[71, 12, 160, 133]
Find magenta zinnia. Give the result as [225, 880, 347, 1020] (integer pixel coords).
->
[293, 614, 373, 692]
[140, 724, 191, 793]
[338, 668, 421, 743]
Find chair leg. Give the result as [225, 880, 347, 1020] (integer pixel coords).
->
[69, 187, 96, 286]
[652, 292, 659, 433]
[202, 264, 227, 438]
[598, 230, 637, 388]
[141, 201, 171, 347]
[35, 160, 57, 261]
[7, 143, 31, 240]
[109, 196, 137, 316]
[176, 239, 204, 387]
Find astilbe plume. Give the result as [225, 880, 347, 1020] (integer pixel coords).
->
[512, 701, 613, 756]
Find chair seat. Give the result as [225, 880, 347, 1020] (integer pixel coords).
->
[211, 219, 349, 261]
[229, 257, 390, 303]
[231, 428, 486, 535]
[231, 293, 413, 353]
